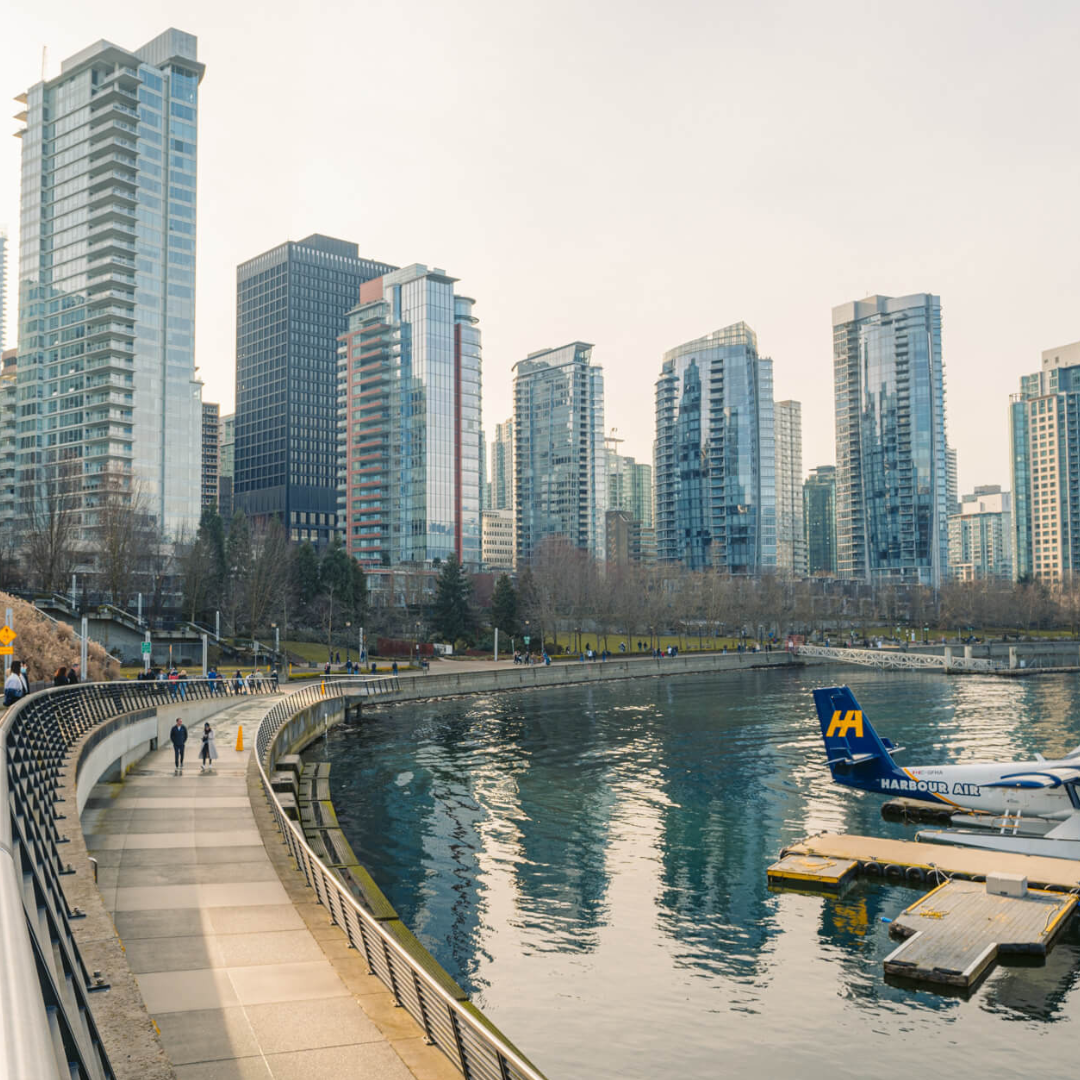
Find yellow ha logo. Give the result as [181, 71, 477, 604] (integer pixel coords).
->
[826, 710, 864, 739]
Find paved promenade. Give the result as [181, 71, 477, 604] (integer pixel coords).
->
[82, 697, 454, 1080]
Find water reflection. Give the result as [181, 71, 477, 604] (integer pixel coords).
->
[313, 668, 1080, 1080]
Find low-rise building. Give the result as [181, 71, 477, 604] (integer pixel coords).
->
[948, 486, 1013, 581]
[482, 508, 515, 571]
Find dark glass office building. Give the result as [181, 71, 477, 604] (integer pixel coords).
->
[234, 234, 395, 545]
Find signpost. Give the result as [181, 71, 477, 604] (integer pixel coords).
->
[142, 632, 152, 673]
[2, 610, 13, 678]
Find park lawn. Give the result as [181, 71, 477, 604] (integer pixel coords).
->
[544, 631, 750, 654]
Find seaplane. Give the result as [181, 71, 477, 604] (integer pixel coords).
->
[814, 685, 1080, 860]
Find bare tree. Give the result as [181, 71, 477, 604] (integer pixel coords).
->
[245, 517, 293, 640]
[21, 464, 80, 595]
[95, 472, 156, 607]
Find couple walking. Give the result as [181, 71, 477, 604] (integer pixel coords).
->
[169, 718, 219, 774]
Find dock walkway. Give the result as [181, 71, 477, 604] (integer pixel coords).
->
[83, 697, 453, 1080]
[781, 833, 1080, 891]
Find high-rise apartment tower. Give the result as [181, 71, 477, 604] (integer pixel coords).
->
[15, 30, 206, 536]
[832, 294, 948, 587]
[514, 343, 606, 565]
[803, 465, 837, 576]
[775, 400, 806, 576]
[654, 322, 776, 574]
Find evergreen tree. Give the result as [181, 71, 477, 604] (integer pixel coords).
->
[491, 573, 519, 638]
[295, 541, 321, 606]
[433, 554, 473, 644]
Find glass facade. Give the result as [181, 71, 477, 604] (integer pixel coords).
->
[234, 234, 395, 546]
[1009, 341, 1080, 583]
[774, 399, 805, 576]
[654, 322, 776, 574]
[514, 343, 606, 564]
[218, 411, 234, 521]
[803, 465, 837, 576]
[490, 418, 514, 511]
[337, 265, 482, 568]
[15, 30, 205, 537]
[832, 294, 948, 587]
[948, 486, 1012, 581]
[0, 231, 7, 350]
[201, 400, 218, 508]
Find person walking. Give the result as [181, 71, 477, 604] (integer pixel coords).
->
[53, 666, 68, 688]
[169, 718, 188, 774]
[199, 723, 218, 772]
[66, 664, 80, 684]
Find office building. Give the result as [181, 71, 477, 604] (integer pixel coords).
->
[948, 485, 1012, 582]
[235, 234, 395, 547]
[490, 418, 515, 511]
[833, 294, 948, 587]
[218, 411, 234, 521]
[1009, 340, 1080, 583]
[775, 400, 806, 576]
[803, 465, 837, 576]
[514, 343, 606, 565]
[14, 30, 206, 537]
[606, 436, 653, 525]
[605, 509, 651, 568]
[201, 401, 219, 511]
[482, 508, 515, 571]
[337, 264, 482, 568]
[654, 322, 776, 574]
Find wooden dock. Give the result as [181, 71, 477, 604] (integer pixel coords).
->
[883, 880, 1077, 988]
[767, 853, 858, 892]
[781, 833, 1080, 892]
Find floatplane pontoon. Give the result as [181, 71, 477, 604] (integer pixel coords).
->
[814, 685, 1080, 861]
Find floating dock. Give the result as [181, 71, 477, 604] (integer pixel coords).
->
[883, 879, 1077, 988]
[780, 833, 1080, 892]
[767, 853, 858, 892]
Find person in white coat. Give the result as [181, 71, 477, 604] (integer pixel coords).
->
[199, 723, 219, 772]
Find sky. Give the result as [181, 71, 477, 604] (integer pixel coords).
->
[1, 0, 1078, 492]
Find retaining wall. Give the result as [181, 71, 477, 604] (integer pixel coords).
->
[378, 650, 804, 704]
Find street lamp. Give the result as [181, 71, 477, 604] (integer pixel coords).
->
[271, 623, 279, 664]
[345, 621, 351, 665]
[524, 620, 530, 657]
[415, 621, 421, 667]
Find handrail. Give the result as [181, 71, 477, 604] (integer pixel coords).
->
[1, 677, 279, 1079]
[255, 680, 548, 1080]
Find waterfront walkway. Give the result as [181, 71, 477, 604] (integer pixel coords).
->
[83, 697, 453, 1080]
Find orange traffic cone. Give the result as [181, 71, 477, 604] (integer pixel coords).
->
[235, 725, 244, 751]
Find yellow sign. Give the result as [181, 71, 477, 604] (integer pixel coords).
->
[826, 709, 864, 739]
[0, 646, 12, 656]
[0, 625, 15, 646]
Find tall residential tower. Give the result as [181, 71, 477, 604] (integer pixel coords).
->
[832, 294, 948, 588]
[514, 343, 606, 565]
[775, 400, 806, 576]
[337, 264, 482, 568]
[15, 30, 206, 536]
[654, 322, 776, 574]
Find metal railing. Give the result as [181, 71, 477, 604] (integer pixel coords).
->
[255, 679, 548, 1080]
[797, 644, 1002, 672]
[1, 677, 278, 1079]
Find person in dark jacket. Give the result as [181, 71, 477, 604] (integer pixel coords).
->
[53, 666, 68, 687]
[66, 665, 80, 685]
[169, 718, 188, 774]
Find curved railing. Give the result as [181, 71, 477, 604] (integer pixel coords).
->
[1, 677, 277, 1080]
[255, 679, 548, 1080]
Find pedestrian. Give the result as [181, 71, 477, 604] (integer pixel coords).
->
[392, 660, 398, 675]
[207, 665, 221, 693]
[271, 665, 279, 690]
[4, 661, 26, 706]
[67, 664, 80, 684]
[324, 660, 331, 676]
[199, 722, 218, 772]
[178, 668, 188, 700]
[53, 665, 68, 688]
[169, 717, 188, 774]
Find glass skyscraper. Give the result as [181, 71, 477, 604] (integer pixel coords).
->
[832, 294, 948, 588]
[234, 234, 395, 546]
[1009, 340, 1080, 583]
[775, 399, 806, 576]
[513, 343, 606, 565]
[803, 465, 837, 576]
[337, 264, 482, 568]
[15, 29, 205, 537]
[654, 322, 776, 574]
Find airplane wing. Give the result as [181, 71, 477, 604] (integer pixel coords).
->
[1045, 811, 1080, 840]
[983, 767, 1080, 789]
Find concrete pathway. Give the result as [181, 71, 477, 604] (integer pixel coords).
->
[82, 698, 431, 1080]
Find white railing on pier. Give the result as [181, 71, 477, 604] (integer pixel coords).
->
[797, 644, 1002, 672]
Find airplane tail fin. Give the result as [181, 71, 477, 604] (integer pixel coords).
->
[812, 686, 905, 791]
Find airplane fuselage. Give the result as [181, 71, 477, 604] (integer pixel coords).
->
[839, 758, 1079, 820]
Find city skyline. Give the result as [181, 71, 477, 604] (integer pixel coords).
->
[3, 3, 1078, 493]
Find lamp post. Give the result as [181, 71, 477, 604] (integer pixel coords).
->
[524, 620, 530, 658]
[345, 621, 351, 665]
[415, 621, 421, 668]
[271, 623, 279, 665]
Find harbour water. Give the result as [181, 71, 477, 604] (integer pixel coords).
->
[309, 666, 1080, 1079]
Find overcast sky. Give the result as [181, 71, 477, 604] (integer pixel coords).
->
[2, 0, 1078, 490]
